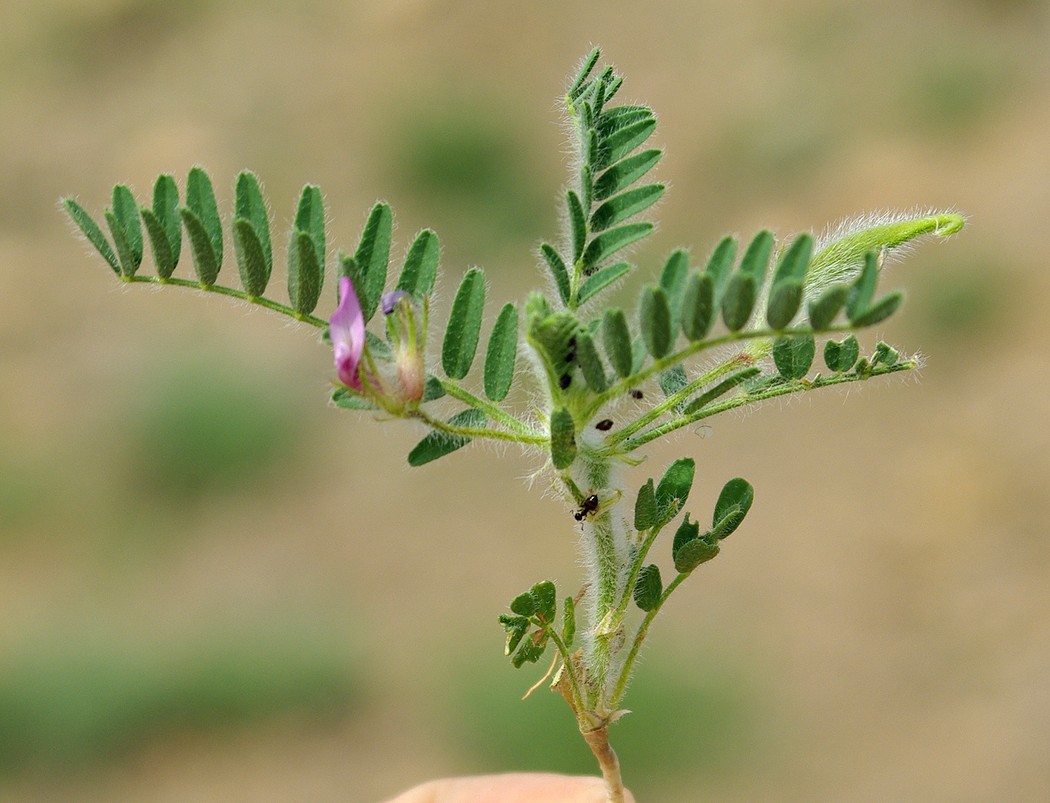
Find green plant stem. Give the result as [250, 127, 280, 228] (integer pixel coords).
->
[610, 572, 688, 709]
[123, 275, 328, 328]
[438, 379, 545, 441]
[610, 354, 750, 446]
[580, 324, 854, 421]
[412, 408, 548, 446]
[542, 626, 587, 718]
[616, 358, 916, 452]
[608, 521, 666, 629]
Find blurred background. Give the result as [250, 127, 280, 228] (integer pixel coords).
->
[2, 0, 1048, 800]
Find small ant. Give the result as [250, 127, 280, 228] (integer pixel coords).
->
[574, 494, 599, 521]
[595, 418, 614, 431]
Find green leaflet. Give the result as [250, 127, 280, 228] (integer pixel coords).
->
[64, 198, 121, 275]
[639, 285, 672, 359]
[771, 233, 813, 287]
[846, 251, 879, 321]
[511, 632, 549, 668]
[824, 335, 860, 373]
[739, 229, 774, 285]
[600, 116, 656, 168]
[808, 284, 849, 330]
[720, 274, 756, 331]
[483, 303, 518, 402]
[287, 229, 323, 315]
[151, 174, 181, 267]
[140, 208, 176, 279]
[576, 330, 608, 392]
[659, 365, 688, 412]
[589, 184, 664, 232]
[655, 458, 695, 523]
[567, 189, 586, 264]
[397, 229, 440, 297]
[633, 564, 662, 611]
[634, 478, 657, 530]
[111, 184, 143, 271]
[351, 202, 392, 321]
[442, 268, 487, 380]
[766, 234, 813, 329]
[561, 595, 576, 649]
[872, 341, 899, 368]
[294, 184, 325, 264]
[602, 307, 633, 378]
[593, 149, 661, 202]
[682, 367, 760, 415]
[659, 249, 689, 327]
[540, 244, 571, 306]
[288, 185, 326, 313]
[407, 408, 486, 467]
[567, 48, 601, 101]
[500, 614, 530, 656]
[179, 206, 220, 285]
[550, 408, 577, 469]
[673, 537, 719, 574]
[105, 209, 138, 278]
[232, 218, 270, 297]
[671, 514, 700, 561]
[712, 477, 754, 539]
[704, 235, 737, 297]
[582, 222, 652, 273]
[851, 291, 903, 328]
[530, 580, 557, 623]
[234, 171, 272, 271]
[186, 167, 222, 268]
[773, 334, 815, 380]
[680, 271, 714, 342]
[766, 280, 804, 330]
[578, 262, 630, 304]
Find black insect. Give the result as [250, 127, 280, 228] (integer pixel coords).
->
[595, 418, 614, 431]
[574, 494, 599, 521]
[630, 389, 644, 400]
[559, 373, 572, 390]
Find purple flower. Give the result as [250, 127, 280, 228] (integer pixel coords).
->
[381, 290, 409, 315]
[331, 276, 365, 390]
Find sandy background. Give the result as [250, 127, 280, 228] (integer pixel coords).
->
[2, 1, 1049, 800]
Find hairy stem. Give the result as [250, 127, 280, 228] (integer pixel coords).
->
[582, 726, 626, 803]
